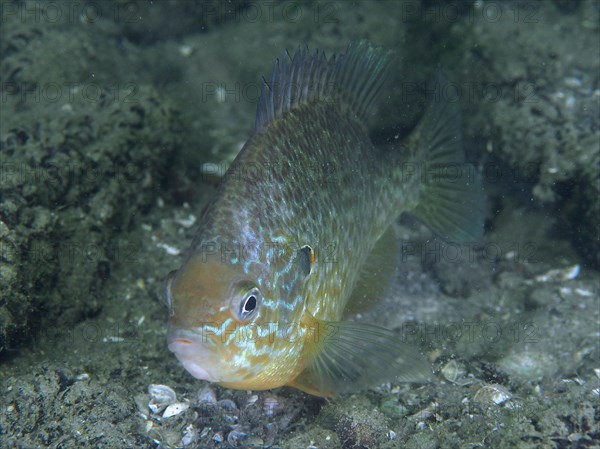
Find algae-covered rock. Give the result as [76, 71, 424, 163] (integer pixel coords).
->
[448, 1, 600, 266]
[0, 364, 142, 447]
[316, 396, 392, 449]
[0, 9, 181, 354]
[389, 0, 599, 267]
[95, 0, 249, 45]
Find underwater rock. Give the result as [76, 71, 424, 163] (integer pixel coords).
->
[0, 15, 181, 355]
[454, 1, 600, 267]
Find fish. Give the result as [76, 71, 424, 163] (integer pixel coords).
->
[165, 41, 485, 397]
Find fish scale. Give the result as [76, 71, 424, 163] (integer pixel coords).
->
[165, 41, 485, 396]
[244, 103, 389, 317]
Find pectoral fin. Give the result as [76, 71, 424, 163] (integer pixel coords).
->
[288, 315, 433, 397]
[343, 226, 399, 317]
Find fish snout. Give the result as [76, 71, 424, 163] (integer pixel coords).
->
[167, 331, 217, 382]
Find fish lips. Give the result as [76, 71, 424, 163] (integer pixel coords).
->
[167, 331, 218, 382]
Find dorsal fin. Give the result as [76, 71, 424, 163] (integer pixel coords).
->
[254, 41, 395, 131]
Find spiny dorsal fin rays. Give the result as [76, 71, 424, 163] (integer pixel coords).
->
[254, 41, 395, 132]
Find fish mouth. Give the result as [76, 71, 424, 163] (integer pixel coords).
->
[167, 331, 218, 382]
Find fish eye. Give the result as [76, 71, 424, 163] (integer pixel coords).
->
[233, 286, 261, 321]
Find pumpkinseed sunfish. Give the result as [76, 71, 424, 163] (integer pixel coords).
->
[165, 42, 485, 397]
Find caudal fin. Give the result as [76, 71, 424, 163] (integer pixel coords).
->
[408, 75, 486, 242]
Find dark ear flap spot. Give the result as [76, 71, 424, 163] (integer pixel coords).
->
[298, 245, 314, 277]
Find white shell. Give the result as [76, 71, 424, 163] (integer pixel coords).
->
[246, 394, 259, 406]
[148, 384, 177, 402]
[575, 288, 593, 297]
[148, 402, 164, 414]
[180, 424, 197, 446]
[148, 384, 177, 414]
[441, 360, 465, 383]
[163, 402, 190, 418]
[474, 384, 512, 405]
[198, 387, 217, 405]
[535, 264, 580, 283]
[174, 214, 197, 228]
[263, 394, 281, 417]
[179, 45, 194, 57]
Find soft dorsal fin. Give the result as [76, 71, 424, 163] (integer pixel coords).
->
[255, 41, 395, 131]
